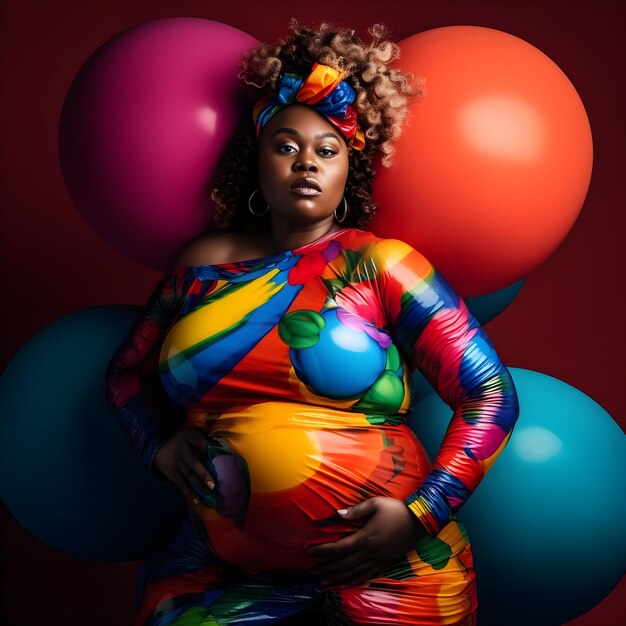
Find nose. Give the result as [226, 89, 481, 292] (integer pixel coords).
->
[292, 153, 318, 172]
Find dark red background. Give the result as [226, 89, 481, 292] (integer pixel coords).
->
[1, 1, 624, 624]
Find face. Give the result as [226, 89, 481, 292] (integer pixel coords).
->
[257, 104, 350, 230]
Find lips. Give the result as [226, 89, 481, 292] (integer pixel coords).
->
[290, 177, 322, 195]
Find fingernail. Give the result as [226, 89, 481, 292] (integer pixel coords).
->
[192, 497, 200, 505]
[206, 480, 215, 490]
[337, 509, 348, 516]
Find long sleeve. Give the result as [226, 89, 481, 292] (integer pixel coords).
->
[105, 270, 193, 474]
[375, 239, 519, 536]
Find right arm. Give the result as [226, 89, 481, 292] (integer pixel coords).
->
[105, 269, 215, 502]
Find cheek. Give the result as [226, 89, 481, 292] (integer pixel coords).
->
[332, 161, 350, 195]
[258, 161, 284, 198]
[339, 154, 350, 180]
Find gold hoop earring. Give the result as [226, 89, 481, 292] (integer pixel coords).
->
[334, 196, 349, 223]
[248, 189, 269, 216]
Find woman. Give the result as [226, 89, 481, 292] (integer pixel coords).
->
[106, 20, 519, 625]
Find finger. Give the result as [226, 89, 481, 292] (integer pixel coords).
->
[337, 498, 377, 522]
[309, 551, 365, 578]
[343, 566, 380, 586]
[308, 551, 371, 576]
[325, 562, 382, 586]
[171, 469, 200, 505]
[308, 544, 347, 562]
[180, 459, 211, 495]
[307, 531, 364, 560]
[189, 456, 215, 490]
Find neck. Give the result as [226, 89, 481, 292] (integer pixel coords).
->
[268, 216, 340, 253]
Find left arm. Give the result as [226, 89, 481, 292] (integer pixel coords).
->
[380, 240, 519, 536]
[306, 239, 519, 581]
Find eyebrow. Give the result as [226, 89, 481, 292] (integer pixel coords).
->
[271, 127, 340, 141]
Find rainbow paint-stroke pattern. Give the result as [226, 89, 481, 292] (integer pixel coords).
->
[106, 228, 518, 624]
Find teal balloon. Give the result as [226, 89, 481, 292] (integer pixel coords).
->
[406, 367, 626, 625]
[464, 278, 525, 325]
[409, 370, 435, 407]
[0, 306, 185, 561]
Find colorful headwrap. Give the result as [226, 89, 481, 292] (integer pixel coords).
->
[252, 63, 365, 150]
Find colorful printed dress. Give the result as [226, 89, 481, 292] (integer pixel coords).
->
[106, 228, 519, 626]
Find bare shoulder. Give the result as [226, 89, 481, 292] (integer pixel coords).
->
[174, 232, 271, 266]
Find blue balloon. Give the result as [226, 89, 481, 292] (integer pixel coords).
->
[407, 367, 626, 625]
[0, 306, 185, 561]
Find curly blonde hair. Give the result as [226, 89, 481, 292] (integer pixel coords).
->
[211, 20, 420, 232]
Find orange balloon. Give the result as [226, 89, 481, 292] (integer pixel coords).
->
[371, 26, 592, 297]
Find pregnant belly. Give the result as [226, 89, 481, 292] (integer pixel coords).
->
[187, 402, 431, 573]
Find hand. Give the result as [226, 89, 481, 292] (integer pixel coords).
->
[154, 426, 215, 505]
[305, 496, 427, 585]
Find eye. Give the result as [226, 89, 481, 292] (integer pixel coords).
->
[319, 147, 337, 157]
[277, 143, 297, 154]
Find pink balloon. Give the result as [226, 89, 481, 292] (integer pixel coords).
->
[59, 18, 258, 270]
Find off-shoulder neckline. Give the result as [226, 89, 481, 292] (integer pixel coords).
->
[171, 227, 355, 271]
